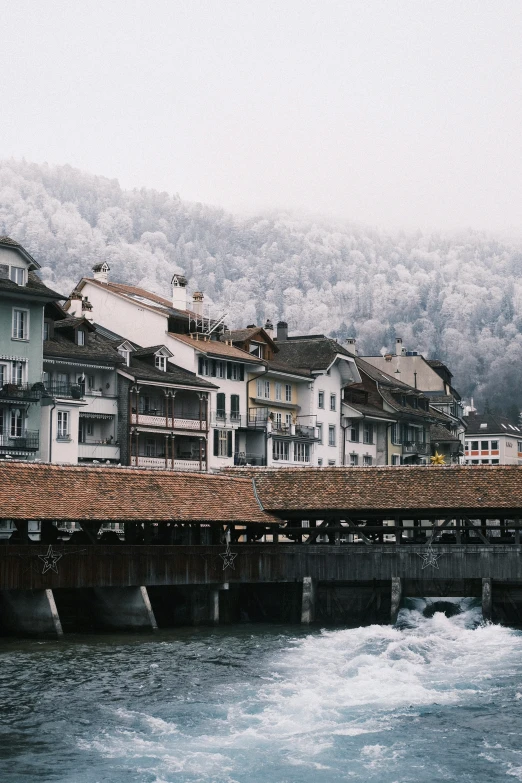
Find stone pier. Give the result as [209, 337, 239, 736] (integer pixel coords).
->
[0, 589, 63, 638]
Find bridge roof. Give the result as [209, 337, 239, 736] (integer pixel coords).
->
[0, 463, 276, 524]
[244, 466, 522, 517]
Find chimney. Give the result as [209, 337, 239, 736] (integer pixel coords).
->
[395, 338, 403, 356]
[345, 338, 356, 354]
[67, 290, 83, 317]
[276, 321, 288, 341]
[264, 319, 274, 338]
[171, 274, 188, 310]
[92, 262, 110, 284]
[192, 291, 204, 316]
[82, 297, 94, 323]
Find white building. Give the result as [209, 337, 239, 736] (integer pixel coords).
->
[463, 412, 522, 465]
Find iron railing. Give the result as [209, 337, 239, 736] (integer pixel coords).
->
[0, 383, 43, 402]
[0, 430, 39, 450]
[234, 452, 266, 466]
[402, 441, 430, 455]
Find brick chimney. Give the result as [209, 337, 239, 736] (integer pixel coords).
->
[171, 274, 188, 310]
[276, 321, 288, 341]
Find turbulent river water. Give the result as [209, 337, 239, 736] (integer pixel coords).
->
[2, 598, 522, 782]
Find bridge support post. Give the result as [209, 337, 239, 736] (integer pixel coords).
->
[210, 589, 220, 624]
[390, 577, 402, 625]
[301, 576, 315, 624]
[0, 589, 63, 637]
[482, 578, 493, 622]
[91, 587, 158, 631]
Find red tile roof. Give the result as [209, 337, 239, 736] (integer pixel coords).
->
[228, 465, 522, 516]
[0, 463, 276, 524]
[169, 333, 264, 363]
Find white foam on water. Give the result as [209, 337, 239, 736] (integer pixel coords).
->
[80, 600, 522, 781]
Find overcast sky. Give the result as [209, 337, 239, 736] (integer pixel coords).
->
[1, 1, 521, 230]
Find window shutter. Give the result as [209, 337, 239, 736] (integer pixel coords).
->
[227, 362, 232, 379]
[198, 357, 203, 375]
[231, 394, 239, 415]
[213, 429, 219, 456]
[217, 393, 225, 414]
[227, 430, 233, 457]
[239, 364, 244, 381]
[211, 360, 216, 377]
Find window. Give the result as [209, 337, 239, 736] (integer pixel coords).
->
[285, 384, 292, 402]
[0, 363, 7, 387]
[481, 459, 489, 464]
[328, 460, 336, 466]
[57, 411, 70, 440]
[9, 266, 25, 285]
[273, 440, 289, 461]
[154, 354, 167, 371]
[145, 438, 156, 457]
[350, 421, 360, 442]
[87, 374, 95, 391]
[257, 379, 270, 399]
[77, 330, 86, 347]
[10, 409, 23, 437]
[471, 441, 479, 450]
[328, 425, 336, 446]
[492, 459, 499, 464]
[275, 382, 282, 401]
[227, 363, 244, 381]
[118, 347, 131, 366]
[392, 454, 401, 466]
[215, 361, 225, 378]
[491, 441, 499, 450]
[214, 429, 233, 458]
[249, 343, 262, 358]
[43, 322, 49, 341]
[350, 453, 359, 466]
[317, 458, 323, 466]
[216, 392, 226, 419]
[363, 422, 373, 445]
[274, 412, 282, 429]
[199, 357, 211, 376]
[330, 394, 336, 411]
[318, 390, 324, 409]
[317, 423, 323, 444]
[411, 397, 418, 409]
[12, 309, 29, 340]
[285, 413, 292, 427]
[481, 440, 488, 450]
[86, 420, 94, 437]
[391, 423, 401, 445]
[230, 394, 240, 422]
[471, 459, 479, 464]
[363, 455, 372, 466]
[294, 442, 310, 462]
[12, 362, 24, 385]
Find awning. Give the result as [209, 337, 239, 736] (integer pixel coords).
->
[79, 412, 115, 420]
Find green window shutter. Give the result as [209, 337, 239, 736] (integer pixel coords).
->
[239, 364, 245, 381]
[217, 393, 226, 416]
[213, 429, 219, 456]
[231, 394, 239, 416]
[227, 430, 233, 457]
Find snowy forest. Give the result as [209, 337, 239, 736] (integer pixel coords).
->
[1, 158, 521, 416]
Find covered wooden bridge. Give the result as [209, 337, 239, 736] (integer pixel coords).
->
[1, 463, 522, 635]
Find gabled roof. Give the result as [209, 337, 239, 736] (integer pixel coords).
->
[266, 360, 311, 378]
[0, 463, 277, 524]
[125, 355, 217, 389]
[464, 412, 522, 436]
[222, 326, 278, 352]
[133, 345, 173, 358]
[53, 316, 96, 332]
[169, 333, 264, 364]
[77, 278, 201, 320]
[0, 236, 40, 269]
[430, 423, 461, 443]
[0, 270, 65, 302]
[342, 401, 396, 421]
[44, 323, 125, 365]
[274, 335, 353, 372]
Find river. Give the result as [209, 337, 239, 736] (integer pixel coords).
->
[1, 598, 522, 782]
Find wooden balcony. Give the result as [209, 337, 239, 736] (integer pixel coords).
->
[130, 413, 207, 431]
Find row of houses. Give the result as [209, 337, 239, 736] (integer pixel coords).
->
[0, 236, 468, 470]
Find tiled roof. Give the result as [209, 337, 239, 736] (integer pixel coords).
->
[0, 271, 65, 301]
[430, 423, 461, 443]
[54, 316, 95, 331]
[224, 327, 263, 342]
[0, 463, 276, 524]
[133, 345, 169, 357]
[169, 333, 264, 363]
[267, 360, 311, 378]
[274, 336, 352, 371]
[227, 466, 522, 514]
[127, 356, 217, 389]
[342, 401, 396, 420]
[464, 413, 521, 436]
[44, 323, 125, 365]
[355, 356, 415, 391]
[81, 278, 200, 319]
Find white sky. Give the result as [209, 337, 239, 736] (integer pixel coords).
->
[1, 0, 521, 230]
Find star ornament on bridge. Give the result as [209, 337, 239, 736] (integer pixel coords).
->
[38, 545, 63, 575]
[418, 542, 442, 570]
[219, 542, 238, 571]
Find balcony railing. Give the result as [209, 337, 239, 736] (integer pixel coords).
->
[130, 456, 206, 471]
[0, 430, 39, 450]
[402, 441, 430, 455]
[0, 383, 42, 402]
[234, 452, 266, 466]
[42, 382, 84, 399]
[211, 412, 245, 427]
[131, 412, 207, 430]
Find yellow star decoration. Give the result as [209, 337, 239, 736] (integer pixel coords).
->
[430, 451, 446, 465]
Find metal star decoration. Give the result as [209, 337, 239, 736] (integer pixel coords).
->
[38, 545, 63, 575]
[418, 541, 442, 569]
[219, 541, 238, 571]
[430, 451, 446, 465]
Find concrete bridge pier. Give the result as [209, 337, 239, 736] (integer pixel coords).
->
[91, 587, 158, 631]
[482, 578, 492, 622]
[390, 577, 403, 625]
[301, 576, 316, 624]
[0, 589, 63, 638]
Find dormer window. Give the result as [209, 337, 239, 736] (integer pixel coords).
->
[9, 266, 26, 286]
[155, 354, 167, 371]
[77, 329, 85, 346]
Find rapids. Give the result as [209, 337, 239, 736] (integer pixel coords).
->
[1, 598, 522, 782]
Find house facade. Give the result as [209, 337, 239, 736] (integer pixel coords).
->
[0, 237, 64, 462]
[463, 412, 522, 465]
